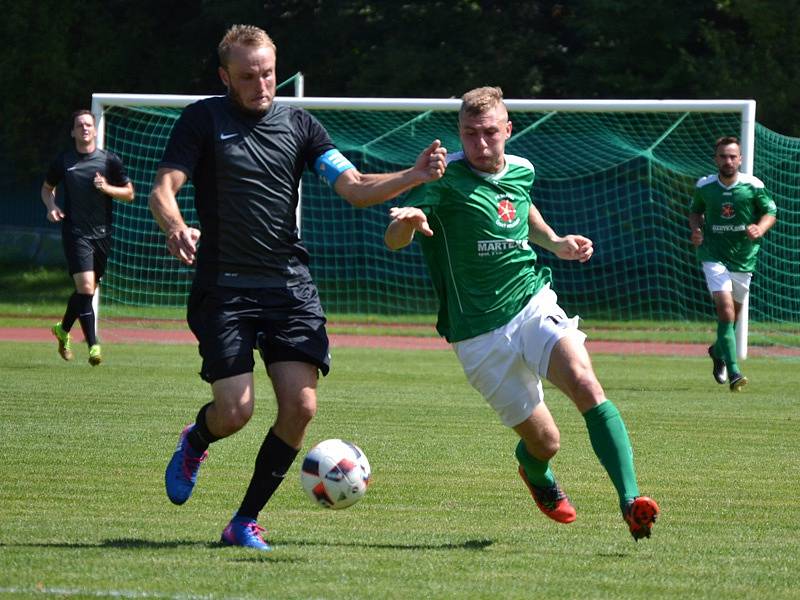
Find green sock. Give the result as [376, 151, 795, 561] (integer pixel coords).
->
[583, 400, 639, 510]
[515, 439, 556, 488]
[716, 321, 739, 376]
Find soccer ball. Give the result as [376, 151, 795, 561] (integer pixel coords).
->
[300, 439, 371, 509]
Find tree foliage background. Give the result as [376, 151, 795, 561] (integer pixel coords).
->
[2, 0, 798, 181]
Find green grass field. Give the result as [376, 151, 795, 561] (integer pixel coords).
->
[1, 341, 798, 599]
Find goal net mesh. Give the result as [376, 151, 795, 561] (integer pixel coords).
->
[98, 100, 799, 334]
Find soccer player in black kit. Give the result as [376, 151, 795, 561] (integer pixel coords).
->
[42, 109, 135, 366]
[149, 24, 447, 550]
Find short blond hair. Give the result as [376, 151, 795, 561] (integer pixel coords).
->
[459, 86, 505, 121]
[218, 24, 276, 68]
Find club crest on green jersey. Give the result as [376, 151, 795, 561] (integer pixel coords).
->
[495, 195, 520, 228]
[721, 203, 735, 219]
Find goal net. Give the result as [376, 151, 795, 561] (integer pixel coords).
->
[91, 95, 798, 337]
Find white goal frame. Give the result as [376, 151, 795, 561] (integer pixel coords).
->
[90, 94, 756, 358]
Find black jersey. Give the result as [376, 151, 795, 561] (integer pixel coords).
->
[46, 148, 130, 238]
[159, 96, 335, 287]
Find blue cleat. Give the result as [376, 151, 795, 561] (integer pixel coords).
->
[165, 424, 207, 505]
[221, 515, 272, 551]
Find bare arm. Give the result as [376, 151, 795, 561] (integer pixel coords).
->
[384, 206, 433, 250]
[40, 182, 64, 223]
[528, 203, 593, 262]
[94, 172, 135, 202]
[689, 212, 704, 247]
[334, 140, 446, 208]
[746, 213, 776, 241]
[148, 167, 200, 265]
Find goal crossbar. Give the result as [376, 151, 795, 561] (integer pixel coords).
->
[92, 95, 756, 172]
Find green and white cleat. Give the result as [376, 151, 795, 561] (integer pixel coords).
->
[51, 322, 73, 361]
[88, 344, 103, 366]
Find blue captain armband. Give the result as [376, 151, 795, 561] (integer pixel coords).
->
[314, 149, 355, 186]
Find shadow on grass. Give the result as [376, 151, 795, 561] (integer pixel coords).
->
[0, 539, 216, 550]
[597, 551, 629, 558]
[1, 537, 493, 554]
[225, 538, 495, 563]
[284, 538, 493, 551]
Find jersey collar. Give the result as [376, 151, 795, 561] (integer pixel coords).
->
[717, 173, 741, 189]
[467, 155, 509, 181]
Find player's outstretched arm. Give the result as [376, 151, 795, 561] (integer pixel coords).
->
[552, 234, 593, 262]
[149, 167, 200, 266]
[384, 207, 433, 251]
[528, 203, 593, 262]
[335, 140, 446, 208]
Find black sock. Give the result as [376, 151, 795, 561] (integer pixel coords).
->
[61, 292, 82, 331]
[237, 428, 299, 520]
[187, 403, 219, 453]
[74, 293, 97, 346]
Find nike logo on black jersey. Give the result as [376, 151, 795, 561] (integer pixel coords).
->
[67, 166, 78, 171]
[219, 132, 238, 140]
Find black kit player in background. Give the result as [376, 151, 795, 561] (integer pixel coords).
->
[149, 24, 447, 551]
[42, 109, 135, 366]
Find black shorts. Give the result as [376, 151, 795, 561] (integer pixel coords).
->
[62, 231, 110, 278]
[187, 281, 330, 383]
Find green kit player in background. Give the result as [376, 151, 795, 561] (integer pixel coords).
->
[689, 136, 777, 392]
[384, 86, 659, 540]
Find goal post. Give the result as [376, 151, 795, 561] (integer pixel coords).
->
[92, 94, 769, 351]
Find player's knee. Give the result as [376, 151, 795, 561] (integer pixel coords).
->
[293, 399, 317, 427]
[279, 395, 317, 428]
[273, 401, 316, 448]
[530, 427, 560, 460]
[539, 437, 560, 461]
[212, 403, 253, 435]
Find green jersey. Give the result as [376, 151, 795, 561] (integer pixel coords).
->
[406, 152, 551, 343]
[689, 173, 777, 272]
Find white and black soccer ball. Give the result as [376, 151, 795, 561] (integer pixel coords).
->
[300, 439, 371, 509]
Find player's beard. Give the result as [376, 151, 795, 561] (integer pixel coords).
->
[228, 84, 272, 117]
[469, 152, 504, 174]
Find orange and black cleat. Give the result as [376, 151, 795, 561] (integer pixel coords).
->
[623, 496, 660, 541]
[518, 466, 577, 524]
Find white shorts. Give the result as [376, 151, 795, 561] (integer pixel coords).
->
[702, 262, 752, 304]
[452, 285, 586, 428]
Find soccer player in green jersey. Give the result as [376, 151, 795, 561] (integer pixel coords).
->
[689, 136, 777, 392]
[385, 86, 659, 540]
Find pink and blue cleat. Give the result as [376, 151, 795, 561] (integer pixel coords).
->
[221, 515, 272, 551]
[165, 424, 207, 505]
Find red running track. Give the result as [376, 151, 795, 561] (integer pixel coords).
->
[2, 326, 798, 357]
